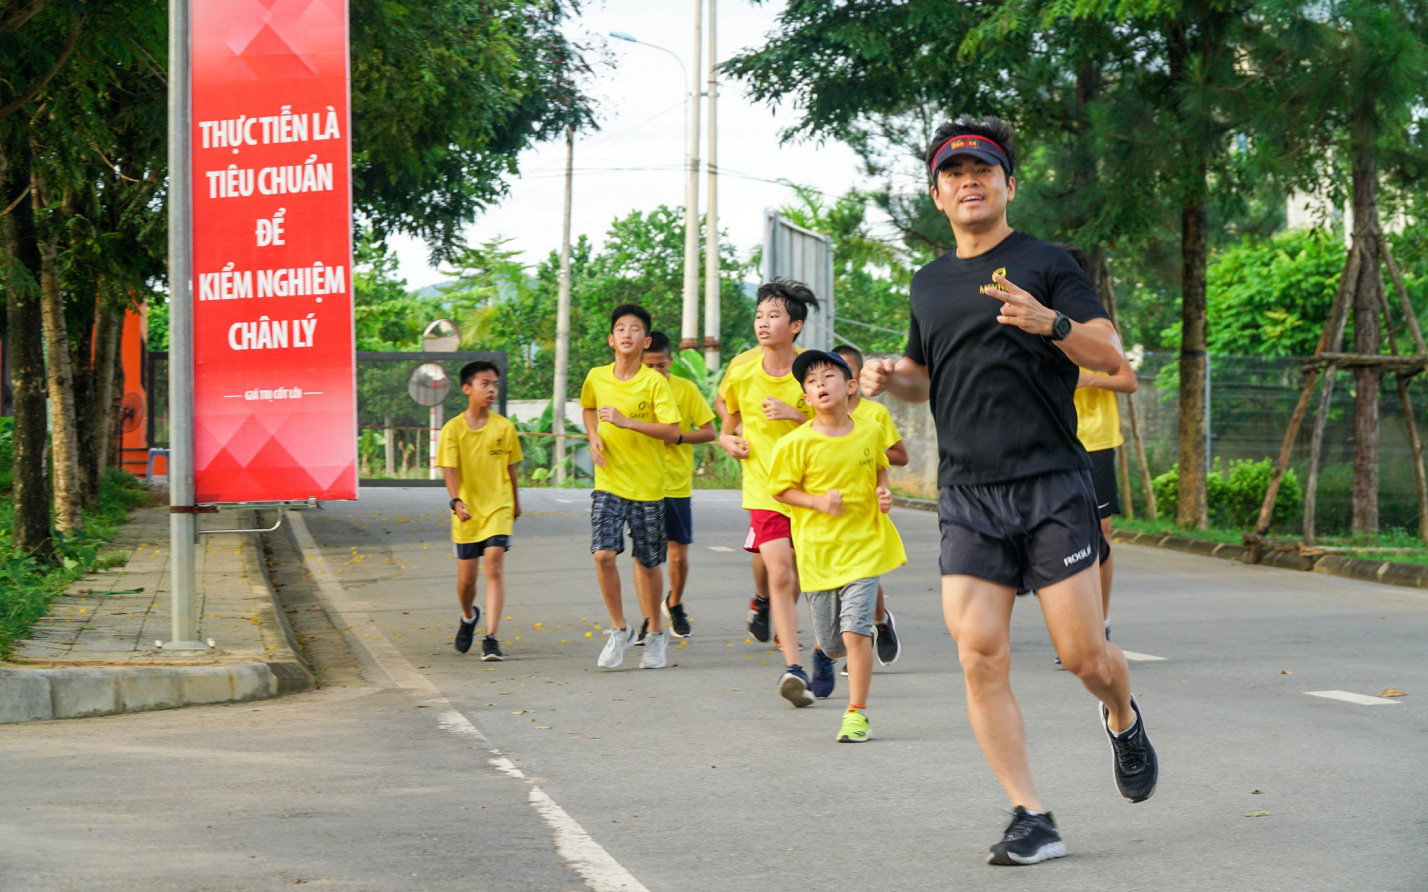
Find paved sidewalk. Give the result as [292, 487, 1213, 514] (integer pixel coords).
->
[0, 504, 312, 724]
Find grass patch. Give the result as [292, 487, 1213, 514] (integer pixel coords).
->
[1116, 516, 1428, 564]
[0, 461, 149, 659]
[1114, 517, 1246, 545]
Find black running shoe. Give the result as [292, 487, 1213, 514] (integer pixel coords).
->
[987, 807, 1067, 866]
[874, 610, 901, 666]
[1102, 696, 1158, 803]
[747, 595, 771, 642]
[633, 617, 649, 646]
[810, 648, 836, 699]
[454, 609, 480, 654]
[664, 596, 691, 638]
[481, 635, 504, 661]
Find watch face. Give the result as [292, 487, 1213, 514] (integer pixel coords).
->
[1053, 313, 1072, 340]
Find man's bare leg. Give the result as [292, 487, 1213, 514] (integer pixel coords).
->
[1038, 564, 1135, 732]
[942, 574, 1043, 812]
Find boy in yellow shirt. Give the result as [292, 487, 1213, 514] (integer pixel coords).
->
[719, 278, 819, 705]
[638, 331, 716, 639]
[835, 344, 908, 667]
[581, 304, 682, 670]
[770, 349, 907, 741]
[439, 360, 523, 661]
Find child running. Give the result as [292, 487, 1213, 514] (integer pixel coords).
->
[438, 360, 522, 661]
[769, 349, 906, 741]
[718, 278, 819, 705]
[581, 304, 681, 670]
[834, 344, 908, 668]
[639, 331, 716, 639]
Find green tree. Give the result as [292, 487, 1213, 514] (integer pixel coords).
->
[1205, 230, 1346, 357]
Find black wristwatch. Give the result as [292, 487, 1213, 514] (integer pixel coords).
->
[1048, 312, 1072, 341]
[449, 497, 463, 511]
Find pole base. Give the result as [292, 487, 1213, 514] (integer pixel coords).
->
[156, 639, 210, 652]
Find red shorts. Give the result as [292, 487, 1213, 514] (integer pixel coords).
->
[743, 508, 793, 553]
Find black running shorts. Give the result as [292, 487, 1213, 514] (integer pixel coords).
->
[1087, 448, 1120, 519]
[937, 468, 1101, 590]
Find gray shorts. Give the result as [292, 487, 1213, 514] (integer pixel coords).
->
[806, 577, 879, 658]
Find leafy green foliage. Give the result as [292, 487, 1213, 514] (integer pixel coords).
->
[1152, 460, 1302, 531]
[1200, 230, 1346, 357]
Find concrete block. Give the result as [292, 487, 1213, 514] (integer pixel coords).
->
[1375, 561, 1428, 590]
[264, 661, 313, 696]
[229, 663, 277, 701]
[0, 671, 55, 724]
[119, 669, 183, 713]
[179, 666, 235, 705]
[49, 669, 121, 719]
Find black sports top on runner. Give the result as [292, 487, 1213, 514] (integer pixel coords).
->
[905, 230, 1109, 487]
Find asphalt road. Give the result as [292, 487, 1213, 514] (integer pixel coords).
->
[4, 486, 1426, 891]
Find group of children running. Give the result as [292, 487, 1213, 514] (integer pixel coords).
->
[439, 113, 1156, 869]
[440, 283, 903, 744]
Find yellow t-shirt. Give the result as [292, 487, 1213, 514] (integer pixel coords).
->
[717, 344, 803, 403]
[850, 397, 902, 452]
[580, 363, 680, 502]
[663, 374, 715, 498]
[767, 418, 907, 591]
[1074, 369, 1124, 452]
[436, 412, 523, 544]
[720, 352, 814, 513]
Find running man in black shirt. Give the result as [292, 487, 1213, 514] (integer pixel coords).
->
[862, 116, 1158, 866]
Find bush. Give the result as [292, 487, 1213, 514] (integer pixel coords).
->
[1152, 459, 1301, 531]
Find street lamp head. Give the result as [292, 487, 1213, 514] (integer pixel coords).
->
[609, 31, 637, 42]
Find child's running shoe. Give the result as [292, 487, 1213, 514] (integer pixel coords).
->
[778, 665, 815, 707]
[836, 709, 870, 743]
[811, 648, 836, 698]
[597, 625, 638, 669]
[480, 635, 504, 661]
[663, 595, 691, 638]
[747, 595, 771, 642]
[640, 630, 669, 669]
[987, 807, 1067, 866]
[454, 608, 480, 654]
[873, 610, 901, 666]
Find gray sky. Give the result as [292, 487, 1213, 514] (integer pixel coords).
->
[389, 0, 876, 288]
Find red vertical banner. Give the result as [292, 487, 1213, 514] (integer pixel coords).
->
[189, 0, 357, 503]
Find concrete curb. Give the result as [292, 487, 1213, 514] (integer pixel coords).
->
[890, 495, 1428, 592]
[0, 511, 313, 725]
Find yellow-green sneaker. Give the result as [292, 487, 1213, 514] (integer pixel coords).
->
[836, 709, 871, 743]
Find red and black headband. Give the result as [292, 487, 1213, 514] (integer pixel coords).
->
[929, 134, 1012, 180]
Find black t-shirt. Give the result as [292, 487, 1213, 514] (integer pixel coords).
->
[905, 230, 1109, 487]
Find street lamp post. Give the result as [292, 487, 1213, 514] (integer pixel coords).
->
[610, 18, 702, 351]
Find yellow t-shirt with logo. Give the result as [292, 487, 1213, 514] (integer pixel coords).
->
[580, 363, 680, 502]
[851, 397, 902, 452]
[1074, 368, 1123, 452]
[767, 418, 907, 591]
[436, 412, 523, 544]
[663, 374, 715, 498]
[721, 352, 814, 513]
[717, 344, 803, 403]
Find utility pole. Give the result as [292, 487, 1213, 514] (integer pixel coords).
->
[165, 0, 204, 651]
[553, 124, 575, 486]
[680, 0, 703, 351]
[702, 0, 721, 370]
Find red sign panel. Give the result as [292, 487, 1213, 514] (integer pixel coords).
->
[189, 0, 357, 502]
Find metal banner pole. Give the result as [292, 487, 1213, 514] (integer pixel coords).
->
[165, 0, 205, 650]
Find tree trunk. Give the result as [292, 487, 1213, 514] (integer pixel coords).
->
[91, 286, 123, 482]
[1176, 178, 1210, 529]
[1349, 116, 1381, 535]
[2, 147, 55, 562]
[31, 167, 83, 533]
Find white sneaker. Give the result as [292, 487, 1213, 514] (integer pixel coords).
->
[598, 625, 636, 669]
[640, 630, 669, 669]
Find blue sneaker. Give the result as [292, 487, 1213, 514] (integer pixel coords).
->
[778, 665, 815, 707]
[811, 648, 836, 699]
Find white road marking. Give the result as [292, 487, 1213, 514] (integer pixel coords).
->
[289, 511, 649, 892]
[1305, 690, 1403, 706]
[707, 545, 735, 553]
[1121, 651, 1167, 662]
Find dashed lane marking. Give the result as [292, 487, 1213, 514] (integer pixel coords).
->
[1121, 651, 1167, 662]
[1305, 690, 1403, 706]
[707, 545, 735, 552]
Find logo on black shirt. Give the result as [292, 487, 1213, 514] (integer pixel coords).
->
[978, 266, 1008, 296]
